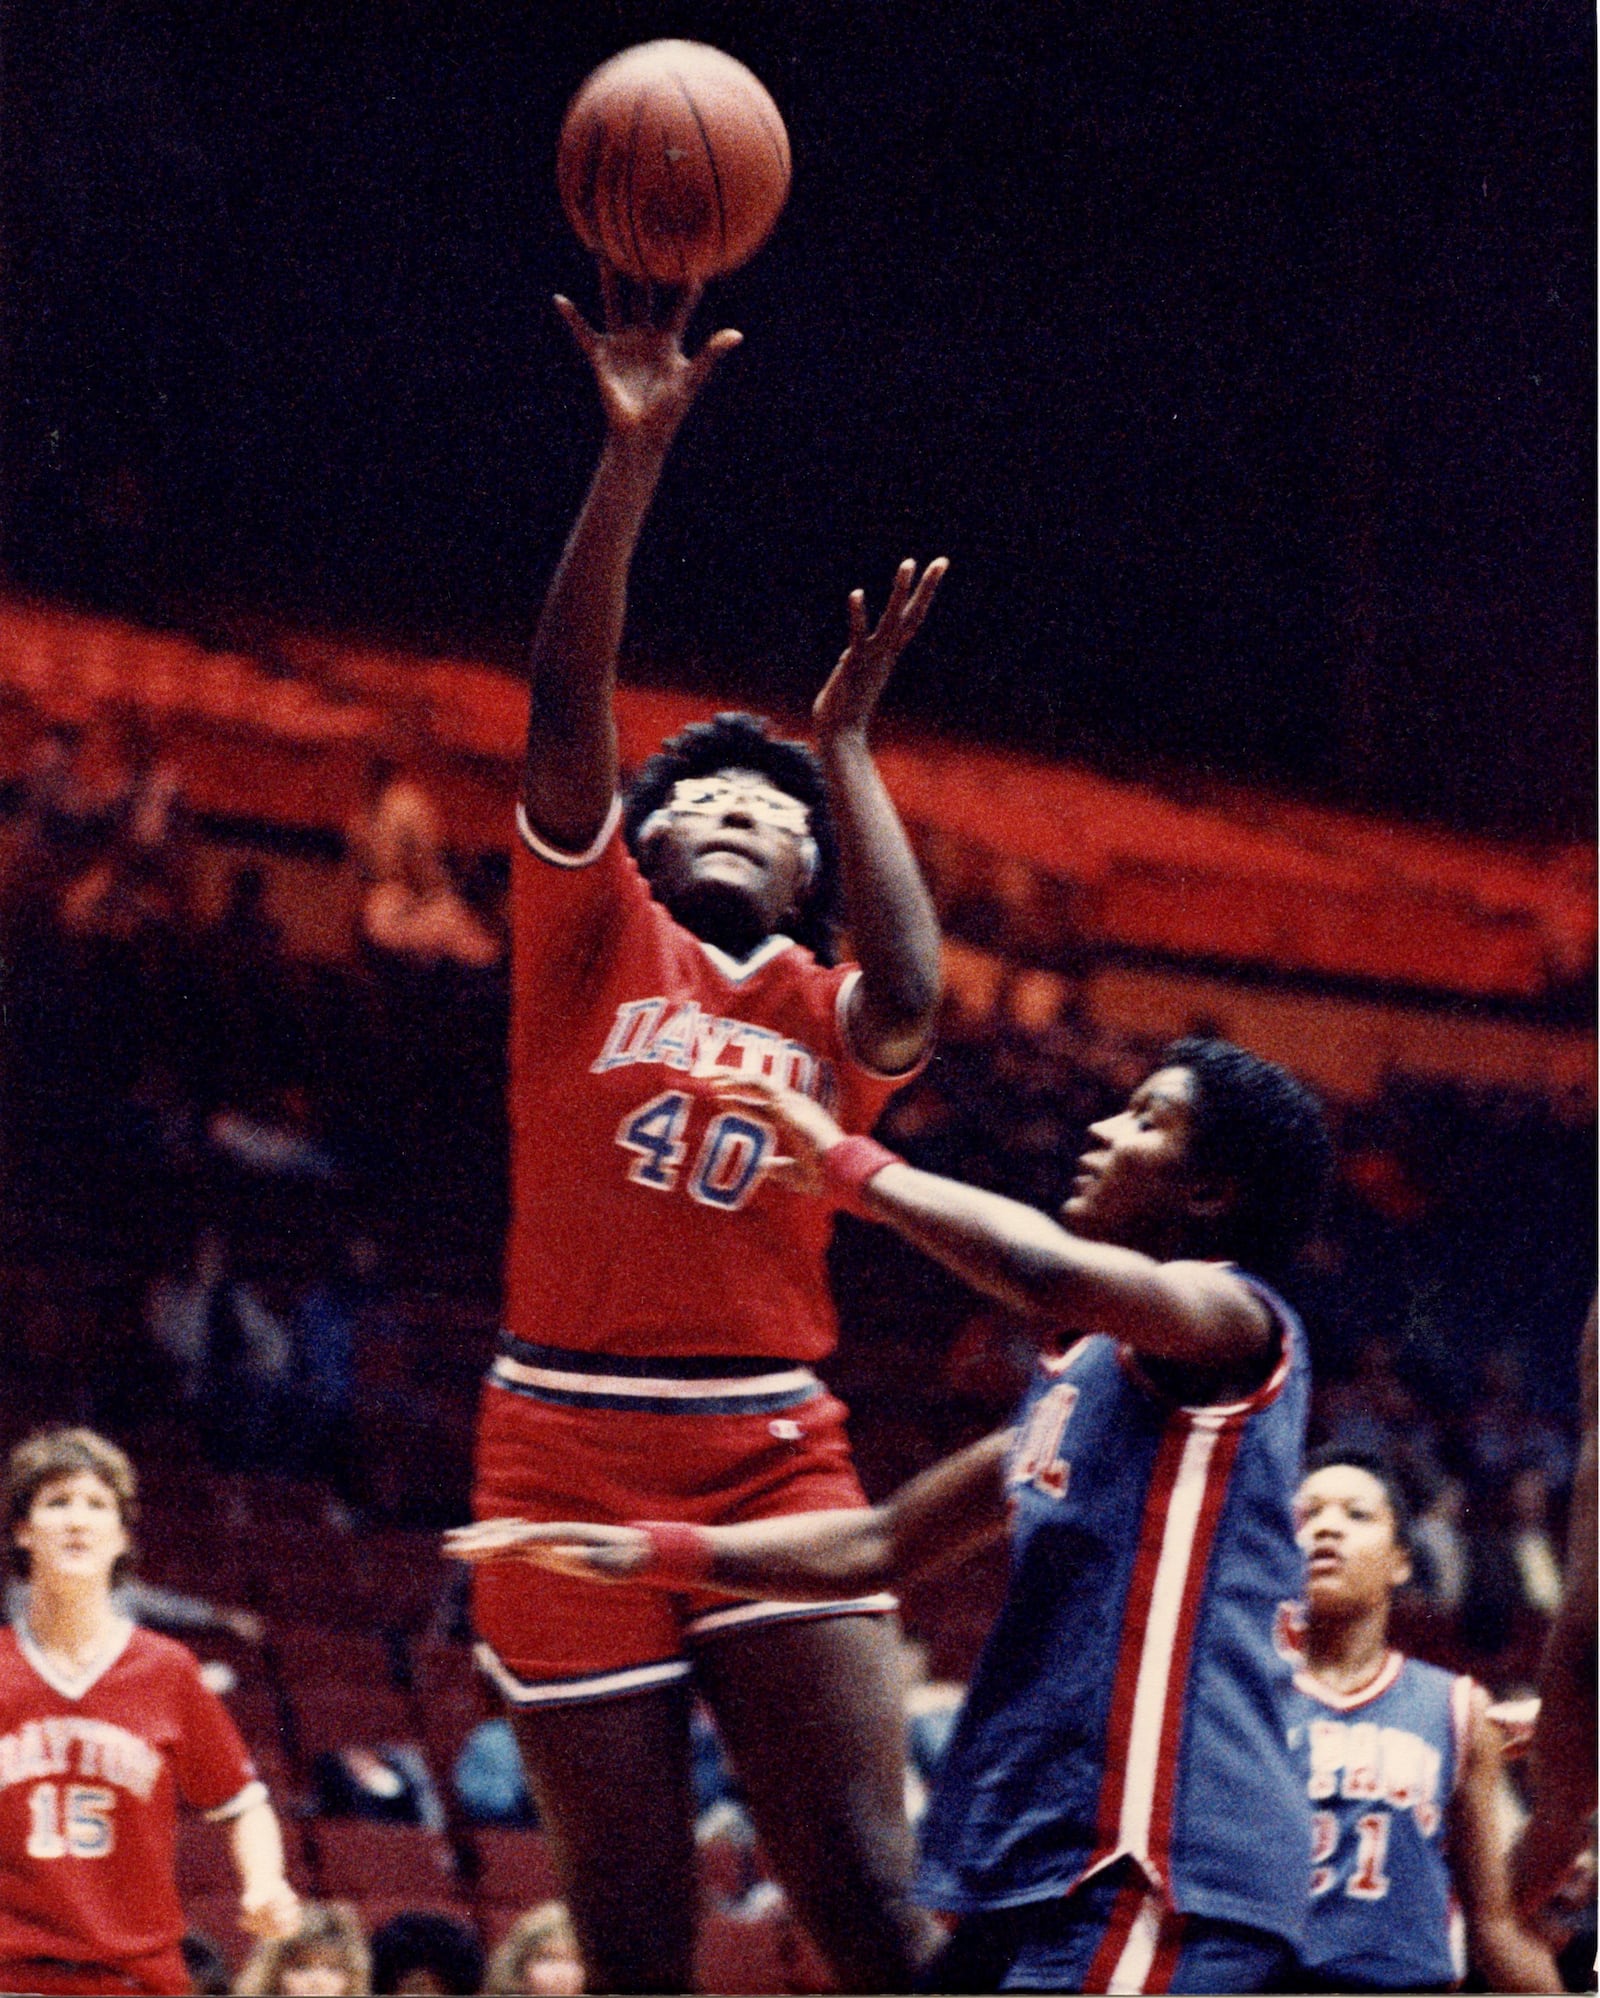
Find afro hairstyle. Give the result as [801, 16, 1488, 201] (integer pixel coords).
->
[622, 711, 841, 962]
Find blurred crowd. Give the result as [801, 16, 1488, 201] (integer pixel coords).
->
[180, 1895, 583, 1995]
[1, 719, 1592, 1699]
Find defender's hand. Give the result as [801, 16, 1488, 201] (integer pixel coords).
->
[444, 1517, 653, 1582]
[554, 268, 741, 455]
[814, 557, 949, 740]
[707, 1070, 846, 1195]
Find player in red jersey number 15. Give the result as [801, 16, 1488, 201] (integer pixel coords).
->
[0, 1429, 298, 1996]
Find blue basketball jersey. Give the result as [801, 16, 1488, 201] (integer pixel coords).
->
[1285, 1652, 1472, 1991]
[917, 1274, 1313, 1948]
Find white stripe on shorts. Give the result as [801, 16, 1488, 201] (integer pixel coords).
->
[490, 1353, 820, 1401]
[686, 1593, 899, 1639]
[475, 1640, 693, 1707]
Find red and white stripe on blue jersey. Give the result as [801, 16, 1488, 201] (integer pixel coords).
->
[916, 1274, 1312, 1953]
[1286, 1652, 1473, 1990]
[1084, 1346, 1289, 1892]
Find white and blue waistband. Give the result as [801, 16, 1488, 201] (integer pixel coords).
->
[488, 1334, 823, 1415]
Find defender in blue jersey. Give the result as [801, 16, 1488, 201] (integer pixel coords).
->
[1285, 1450, 1558, 1993]
[454, 1038, 1335, 1994]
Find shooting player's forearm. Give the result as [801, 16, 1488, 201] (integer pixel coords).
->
[524, 436, 667, 842]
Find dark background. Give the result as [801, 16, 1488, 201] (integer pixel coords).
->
[4, 0, 1592, 835]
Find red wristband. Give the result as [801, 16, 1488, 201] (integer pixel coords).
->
[823, 1136, 904, 1217]
[631, 1521, 716, 1585]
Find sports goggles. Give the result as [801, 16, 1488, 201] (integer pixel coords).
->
[664, 774, 812, 838]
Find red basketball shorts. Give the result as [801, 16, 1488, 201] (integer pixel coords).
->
[470, 1336, 897, 1705]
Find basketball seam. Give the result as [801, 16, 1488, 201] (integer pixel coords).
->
[657, 120, 689, 286]
[573, 114, 604, 249]
[620, 85, 651, 280]
[670, 71, 727, 269]
[751, 98, 791, 182]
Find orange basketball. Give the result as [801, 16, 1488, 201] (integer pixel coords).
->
[557, 41, 791, 285]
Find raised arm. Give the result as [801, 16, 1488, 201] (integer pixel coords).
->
[816, 560, 948, 1075]
[445, 1426, 1013, 1600]
[1449, 1685, 1564, 1993]
[524, 272, 742, 851]
[713, 1072, 1272, 1378]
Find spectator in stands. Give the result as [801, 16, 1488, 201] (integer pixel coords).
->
[1460, 1474, 1544, 1668]
[483, 1904, 584, 1997]
[451, 1718, 537, 1828]
[235, 1900, 371, 1996]
[208, 1086, 341, 1184]
[1319, 1336, 1445, 1505]
[898, 1639, 965, 1829]
[1458, 1353, 1547, 1488]
[354, 769, 499, 970]
[368, 1911, 483, 1996]
[285, 1238, 372, 1513]
[1505, 1463, 1564, 1619]
[210, 863, 284, 969]
[145, 1225, 295, 1469]
[452, 1701, 746, 1839]
[1409, 1474, 1469, 1616]
[311, 1746, 444, 1831]
[183, 1930, 235, 1995]
[199, 863, 294, 1111]
[1, 723, 96, 919]
[58, 733, 191, 943]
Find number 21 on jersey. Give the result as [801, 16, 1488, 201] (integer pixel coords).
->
[618, 1091, 775, 1212]
[1311, 1808, 1392, 1900]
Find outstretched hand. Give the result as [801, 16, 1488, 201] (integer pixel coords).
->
[814, 557, 949, 740]
[443, 1517, 653, 1581]
[554, 266, 742, 455]
[707, 1070, 846, 1196]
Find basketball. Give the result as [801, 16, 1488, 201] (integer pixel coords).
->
[557, 41, 791, 285]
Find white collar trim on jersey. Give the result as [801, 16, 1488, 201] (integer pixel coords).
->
[15, 1608, 136, 1701]
[1293, 1648, 1404, 1710]
[695, 932, 796, 983]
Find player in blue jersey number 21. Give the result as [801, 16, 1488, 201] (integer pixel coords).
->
[1283, 1449, 1558, 1993]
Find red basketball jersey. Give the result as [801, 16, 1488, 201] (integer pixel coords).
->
[0, 1620, 259, 1969]
[503, 804, 911, 1361]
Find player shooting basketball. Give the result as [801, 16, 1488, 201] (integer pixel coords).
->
[466, 265, 947, 1995]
